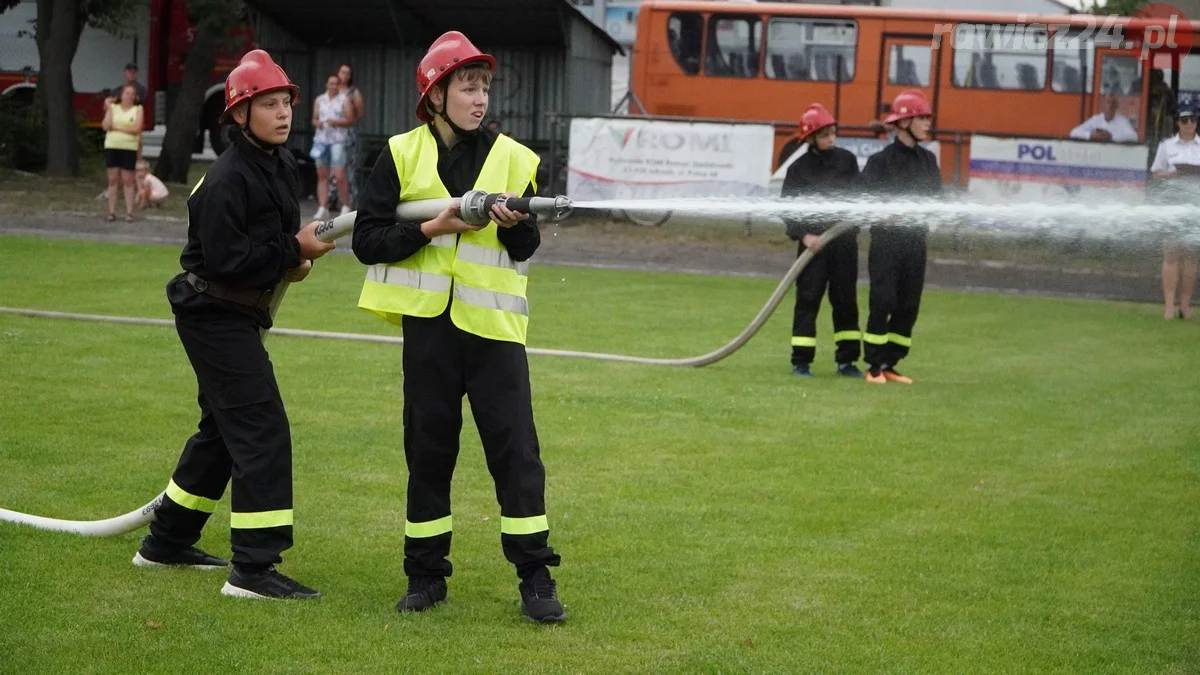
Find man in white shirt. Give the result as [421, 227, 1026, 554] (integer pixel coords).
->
[1069, 95, 1139, 143]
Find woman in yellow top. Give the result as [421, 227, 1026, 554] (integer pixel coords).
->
[102, 83, 144, 222]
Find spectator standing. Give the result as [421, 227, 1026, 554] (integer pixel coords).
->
[338, 63, 366, 210]
[1150, 106, 1200, 320]
[310, 73, 352, 219]
[102, 83, 143, 222]
[1147, 69, 1177, 158]
[106, 62, 147, 107]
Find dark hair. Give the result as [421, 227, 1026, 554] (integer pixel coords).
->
[339, 63, 354, 86]
[327, 72, 341, 84]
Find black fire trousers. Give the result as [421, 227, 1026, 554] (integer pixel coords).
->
[864, 228, 927, 369]
[791, 232, 861, 366]
[150, 310, 294, 567]
[400, 309, 561, 581]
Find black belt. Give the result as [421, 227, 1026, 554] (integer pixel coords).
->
[186, 272, 274, 311]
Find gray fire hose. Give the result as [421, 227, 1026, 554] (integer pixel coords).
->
[265, 191, 574, 322]
[1, 193, 843, 535]
[0, 191, 582, 536]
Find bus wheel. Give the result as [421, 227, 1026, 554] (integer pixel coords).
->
[202, 94, 228, 156]
[209, 123, 229, 155]
[621, 209, 671, 227]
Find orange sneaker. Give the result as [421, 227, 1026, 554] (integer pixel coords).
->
[882, 368, 913, 385]
[865, 368, 887, 384]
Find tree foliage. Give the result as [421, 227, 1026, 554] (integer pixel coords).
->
[1085, 0, 1152, 16]
[155, 0, 244, 183]
[34, 0, 140, 176]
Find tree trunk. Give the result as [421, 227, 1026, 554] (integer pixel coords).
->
[36, 0, 86, 177]
[155, 24, 219, 183]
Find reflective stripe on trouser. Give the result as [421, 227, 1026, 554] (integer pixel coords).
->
[791, 234, 861, 366]
[864, 231, 926, 368]
[400, 310, 561, 579]
[150, 302, 294, 566]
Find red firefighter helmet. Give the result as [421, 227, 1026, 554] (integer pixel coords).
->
[415, 31, 496, 122]
[883, 89, 932, 125]
[798, 103, 836, 142]
[220, 50, 299, 124]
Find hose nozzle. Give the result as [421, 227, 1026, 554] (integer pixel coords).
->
[458, 190, 573, 224]
[313, 192, 574, 245]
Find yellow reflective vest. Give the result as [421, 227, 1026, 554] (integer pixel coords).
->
[357, 125, 540, 344]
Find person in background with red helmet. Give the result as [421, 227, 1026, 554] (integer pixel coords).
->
[860, 89, 941, 385]
[131, 50, 336, 600]
[781, 103, 863, 378]
[352, 31, 565, 623]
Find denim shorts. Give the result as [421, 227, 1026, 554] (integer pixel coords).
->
[310, 142, 347, 169]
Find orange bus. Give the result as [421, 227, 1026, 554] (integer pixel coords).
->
[629, 0, 1200, 184]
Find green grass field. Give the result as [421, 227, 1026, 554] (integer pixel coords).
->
[0, 158, 209, 221]
[0, 235, 1197, 673]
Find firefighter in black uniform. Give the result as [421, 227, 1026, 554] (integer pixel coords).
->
[131, 51, 336, 599]
[352, 32, 565, 623]
[782, 103, 863, 378]
[859, 89, 942, 385]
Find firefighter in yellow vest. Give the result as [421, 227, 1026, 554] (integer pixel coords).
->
[352, 32, 564, 623]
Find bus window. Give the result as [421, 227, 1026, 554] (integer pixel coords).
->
[952, 23, 1047, 91]
[668, 12, 703, 76]
[765, 18, 856, 82]
[1051, 30, 1093, 94]
[1175, 53, 1200, 112]
[1099, 53, 1139, 96]
[888, 44, 931, 87]
[705, 15, 762, 78]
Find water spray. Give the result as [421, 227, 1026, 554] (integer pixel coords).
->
[4, 189, 1197, 536]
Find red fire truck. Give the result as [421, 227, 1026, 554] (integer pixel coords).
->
[0, 0, 254, 153]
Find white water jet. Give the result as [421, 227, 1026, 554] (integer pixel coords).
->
[573, 195, 1200, 243]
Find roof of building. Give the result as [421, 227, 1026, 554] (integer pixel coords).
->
[247, 0, 624, 51]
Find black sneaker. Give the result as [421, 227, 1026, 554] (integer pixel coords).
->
[220, 566, 321, 600]
[131, 535, 229, 570]
[519, 568, 566, 624]
[837, 363, 864, 378]
[396, 576, 447, 612]
[791, 364, 813, 378]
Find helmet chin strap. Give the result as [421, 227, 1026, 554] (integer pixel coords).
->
[432, 94, 478, 138]
[240, 105, 284, 150]
[896, 120, 919, 145]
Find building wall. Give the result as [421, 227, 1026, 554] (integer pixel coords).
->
[250, 8, 612, 150]
[567, 16, 617, 114]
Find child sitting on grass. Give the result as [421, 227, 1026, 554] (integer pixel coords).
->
[135, 160, 169, 209]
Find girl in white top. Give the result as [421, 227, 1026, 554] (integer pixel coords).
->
[1150, 107, 1200, 320]
[310, 74, 352, 218]
[338, 63, 366, 210]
